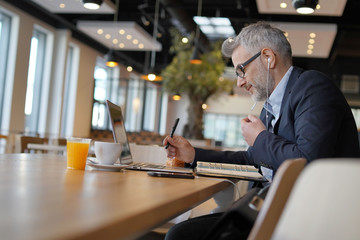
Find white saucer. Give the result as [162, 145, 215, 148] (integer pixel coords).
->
[87, 157, 128, 171]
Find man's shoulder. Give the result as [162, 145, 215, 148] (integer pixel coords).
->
[292, 67, 329, 81]
[290, 67, 335, 89]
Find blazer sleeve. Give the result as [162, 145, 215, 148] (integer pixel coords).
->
[193, 147, 255, 168]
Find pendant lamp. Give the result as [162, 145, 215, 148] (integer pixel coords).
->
[105, 50, 118, 67]
[82, 0, 103, 10]
[190, 0, 203, 64]
[292, 0, 318, 14]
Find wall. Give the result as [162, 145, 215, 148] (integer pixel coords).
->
[1, 1, 55, 133]
[0, 1, 101, 138]
[71, 38, 99, 138]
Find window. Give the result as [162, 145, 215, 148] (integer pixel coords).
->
[92, 60, 124, 130]
[204, 113, 247, 148]
[0, 11, 11, 129]
[24, 28, 46, 133]
[91, 59, 167, 134]
[142, 82, 158, 131]
[24, 26, 53, 135]
[61, 43, 80, 137]
[124, 76, 144, 132]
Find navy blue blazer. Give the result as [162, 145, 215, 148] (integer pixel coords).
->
[194, 67, 360, 172]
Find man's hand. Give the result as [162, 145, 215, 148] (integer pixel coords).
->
[163, 136, 195, 164]
[241, 114, 266, 146]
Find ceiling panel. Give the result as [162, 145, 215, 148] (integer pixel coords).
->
[77, 21, 162, 51]
[256, 0, 347, 16]
[274, 22, 337, 58]
[30, 0, 115, 14]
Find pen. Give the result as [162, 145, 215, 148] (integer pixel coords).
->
[165, 118, 180, 149]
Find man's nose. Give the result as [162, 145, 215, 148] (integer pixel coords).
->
[237, 77, 246, 88]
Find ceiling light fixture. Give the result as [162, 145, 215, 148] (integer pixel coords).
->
[190, 0, 202, 64]
[190, 0, 203, 64]
[143, 0, 162, 81]
[292, 0, 319, 14]
[105, 50, 118, 67]
[172, 93, 181, 101]
[105, 0, 119, 67]
[82, 0, 103, 10]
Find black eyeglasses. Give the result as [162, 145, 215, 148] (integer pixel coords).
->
[235, 51, 261, 78]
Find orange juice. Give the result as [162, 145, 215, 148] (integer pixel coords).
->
[67, 139, 91, 170]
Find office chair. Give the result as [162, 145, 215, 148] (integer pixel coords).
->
[20, 136, 48, 153]
[271, 159, 360, 240]
[247, 158, 307, 240]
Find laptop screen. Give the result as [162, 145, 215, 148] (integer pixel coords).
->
[105, 100, 133, 164]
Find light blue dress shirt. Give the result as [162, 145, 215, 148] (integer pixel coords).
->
[261, 66, 294, 182]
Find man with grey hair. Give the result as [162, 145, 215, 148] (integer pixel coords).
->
[162, 21, 359, 240]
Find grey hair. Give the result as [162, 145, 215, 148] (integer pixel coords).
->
[222, 22, 292, 65]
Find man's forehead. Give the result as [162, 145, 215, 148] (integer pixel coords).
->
[232, 46, 250, 65]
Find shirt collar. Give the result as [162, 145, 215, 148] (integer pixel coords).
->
[264, 66, 293, 121]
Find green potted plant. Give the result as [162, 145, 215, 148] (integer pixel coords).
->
[161, 28, 235, 139]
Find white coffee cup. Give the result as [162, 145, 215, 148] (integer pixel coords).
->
[94, 141, 122, 165]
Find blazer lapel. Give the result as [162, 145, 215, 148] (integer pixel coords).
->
[274, 67, 304, 134]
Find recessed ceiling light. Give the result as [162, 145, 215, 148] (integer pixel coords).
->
[119, 29, 125, 35]
[105, 34, 111, 39]
[309, 39, 315, 44]
[132, 39, 139, 44]
[308, 45, 314, 49]
[59, 3, 66, 9]
[309, 32, 316, 38]
[126, 34, 132, 40]
[97, 29, 103, 34]
[112, 39, 118, 44]
[307, 49, 313, 54]
[119, 43, 125, 48]
[139, 44, 144, 49]
[280, 3, 287, 8]
[127, 66, 133, 72]
[182, 37, 189, 43]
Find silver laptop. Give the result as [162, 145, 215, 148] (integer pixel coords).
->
[105, 100, 193, 174]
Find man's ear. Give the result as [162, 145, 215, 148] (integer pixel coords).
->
[261, 48, 275, 68]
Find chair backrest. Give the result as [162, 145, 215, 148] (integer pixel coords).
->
[247, 158, 307, 240]
[56, 138, 67, 146]
[20, 136, 48, 153]
[0, 134, 8, 154]
[271, 158, 360, 240]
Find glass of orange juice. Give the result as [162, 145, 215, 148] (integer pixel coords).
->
[66, 137, 91, 170]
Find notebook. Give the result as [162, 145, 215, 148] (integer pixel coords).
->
[105, 100, 193, 174]
[195, 161, 267, 182]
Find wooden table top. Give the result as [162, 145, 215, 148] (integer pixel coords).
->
[0, 154, 230, 240]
